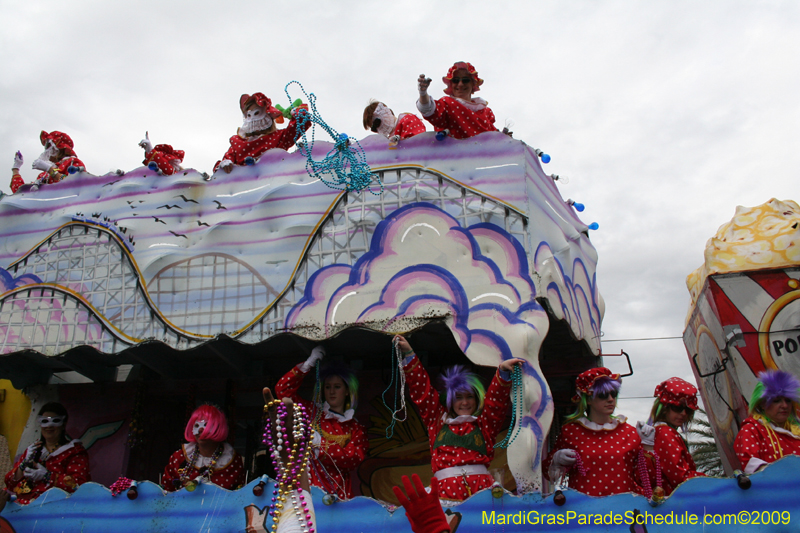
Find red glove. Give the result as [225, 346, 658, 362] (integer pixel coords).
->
[392, 474, 450, 533]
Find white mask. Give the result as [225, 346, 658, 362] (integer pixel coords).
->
[372, 103, 397, 138]
[241, 105, 274, 135]
[193, 419, 207, 438]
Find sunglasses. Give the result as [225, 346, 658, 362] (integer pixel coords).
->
[38, 416, 65, 428]
[595, 391, 618, 400]
[450, 77, 473, 85]
[668, 404, 694, 415]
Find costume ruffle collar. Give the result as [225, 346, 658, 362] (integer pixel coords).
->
[183, 442, 235, 469]
[443, 414, 478, 425]
[450, 96, 488, 112]
[40, 439, 81, 461]
[753, 414, 800, 439]
[575, 415, 627, 431]
[321, 402, 355, 423]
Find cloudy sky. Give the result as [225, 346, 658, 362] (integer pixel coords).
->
[2, 1, 798, 425]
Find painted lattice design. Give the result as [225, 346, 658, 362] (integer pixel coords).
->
[238, 167, 528, 342]
[1, 168, 527, 353]
[0, 286, 121, 355]
[4, 223, 196, 348]
[147, 253, 279, 336]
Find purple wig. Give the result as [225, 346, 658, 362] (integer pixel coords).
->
[591, 376, 622, 398]
[753, 370, 800, 408]
[441, 365, 486, 415]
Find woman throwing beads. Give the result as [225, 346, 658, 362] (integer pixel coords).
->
[640, 377, 705, 496]
[543, 368, 645, 497]
[394, 335, 524, 501]
[5, 402, 91, 504]
[162, 404, 245, 491]
[734, 370, 800, 474]
[275, 346, 368, 500]
[416, 61, 498, 140]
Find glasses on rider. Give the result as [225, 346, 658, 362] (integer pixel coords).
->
[450, 77, 473, 85]
[668, 404, 694, 415]
[38, 416, 65, 428]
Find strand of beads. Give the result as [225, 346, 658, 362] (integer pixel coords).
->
[262, 399, 314, 533]
[284, 80, 381, 195]
[495, 365, 524, 449]
[636, 450, 654, 500]
[381, 338, 408, 438]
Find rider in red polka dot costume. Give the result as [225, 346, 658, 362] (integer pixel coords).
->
[416, 61, 498, 140]
[162, 404, 245, 491]
[213, 93, 310, 174]
[395, 335, 524, 502]
[638, 377, 705, 496]
[543, 367, 647, 497]
[734, 369, 800, 474]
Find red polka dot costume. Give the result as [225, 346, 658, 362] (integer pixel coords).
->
[10, 131, 85, 193]
[734, 416, 800, 474]
[644, 377, 704, 495]
[543, 367, 645, 497]
[213, 93, 311, 173]
[161, 442, 245, 491]
[143, 144, 184, 176]
[275, 365, 368, 500]
[417, 62, 498, 140]
[394, 113, 427, 140]
[403, 355, 512, 501]
[652, 423, 703, 495]
[5, 440, 91, 505]
[544, 416, 645, 497]
[733, 369, 800, 474]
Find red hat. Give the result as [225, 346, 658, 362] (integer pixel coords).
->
[574, 367, 620, 396]
[239, 93, 283, 120]
[654, 377, 698, 410]
[40, 130, 76, 156]
[443, 61, 484, 96]
[153, 144, 185, 163]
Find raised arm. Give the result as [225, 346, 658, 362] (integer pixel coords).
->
[395, 335, 446, 428]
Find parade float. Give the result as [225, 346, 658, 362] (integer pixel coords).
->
[0, 85, 798, 530]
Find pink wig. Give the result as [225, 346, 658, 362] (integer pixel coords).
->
[184, 404, 229, 443]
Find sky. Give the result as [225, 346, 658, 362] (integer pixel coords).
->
[1, 0, 799, 426]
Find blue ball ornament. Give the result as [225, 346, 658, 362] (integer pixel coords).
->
[572, 202, 585, 212]
[588, 222, 599, 231]
[244, 156, 255, 166]
[148, 162, 159, 171]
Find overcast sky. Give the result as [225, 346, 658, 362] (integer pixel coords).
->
[1, 0, 798, 425]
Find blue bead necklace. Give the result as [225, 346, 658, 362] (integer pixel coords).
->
[284, 81, 381, 195]
[495, 365, 523, 449]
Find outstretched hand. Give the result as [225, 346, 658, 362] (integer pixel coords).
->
[13, 151, 23, 170]
[139, 131, 153, 153]
[499, 358, 526, 372]
[392, 474, 450, 533]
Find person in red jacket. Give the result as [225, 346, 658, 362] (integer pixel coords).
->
[213, 93, 310, 174]
[734, 369, 800, 474]
[139, 132, 185, 176]
[5, 402, 91, 504]
[543, 367, 647, 497]
[395, 335, 524, 502]
[363, 101, 426, 144]
[275, 346, 367, 500]
[162, 404, 245, 491]
[10, 131, 86, 193]
[415, 61, 498, 140]
[639, 377, 705, 496]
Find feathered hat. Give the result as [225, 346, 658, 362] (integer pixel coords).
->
[754, 369, 800, 406]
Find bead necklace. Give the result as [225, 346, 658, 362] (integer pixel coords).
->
[177, 442, 224, 488]
[381, 338, 408, 439]
[283, 80, 380, 195]
[495, 365, 524, 448]
[262, 400, 314, 533]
